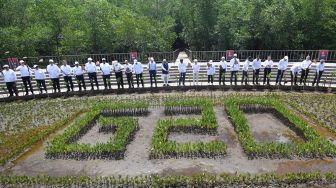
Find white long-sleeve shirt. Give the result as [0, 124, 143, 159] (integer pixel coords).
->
[113, 63, 123, 73]
[207, 66, 215, 75]
[73, 66, 84, 76]
[192, 64, 200, 73]
[47, 64, 60, 79]
[2, 69, 17, 82]
[100, 63, 111, 75]
[60, 65, 73, 76]
[147, 62, 157, 71]
[290, 64, 301, 74]
[242, 60, 250, 71]
[278, 59, 288, 70]
[301, 60, 312, 69]
[316, 63, 325, 72]
[125, 64, 133, 74]
[178, 63, 187, 73]
[252, 59, 262, 70]
[15, 65, 31, 77]
[230, 58, 240, 71]
[219, 61, 227, 70]
[134, 62, 143, 74]
[263, 60, 273, 68]
[85, 62, 97, 73]
[33, 69, 45, 80]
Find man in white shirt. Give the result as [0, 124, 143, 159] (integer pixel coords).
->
[207, 60, 215, 85]
[133, 59, 144, 88]
[100, 58, 112, 89]
[290, 63, 301, 86]
[252, 55, 262, 85]
[178, 59, 187, 86]
[16, 60, 34, 95]
[230, 54, 240, 85]
[219, 57, 227, 85]
[113, 60, 124, 89]
[124, 60, 134, 88]
[312, 59, 325, 87]
[300, 56, 312, 86]
[192, 59, 200, 86]
[161, 59, 170, 86]
[85, 57, 99, 90]
[147, 57, 157, 87]
[241, 56, 252, 85]
[275, 56, 288, 86]
[73, 61, 86, 91]
[33, 65, 47, 94]
[263, 55, 273, 85]
[60, 60, 74, 92]
[46, 59, 61, 93]
[1, 65, 18, 97]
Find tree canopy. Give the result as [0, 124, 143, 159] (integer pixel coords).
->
[1, 0, 335, 59]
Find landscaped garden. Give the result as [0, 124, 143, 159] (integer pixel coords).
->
[0, 91, 336, 187]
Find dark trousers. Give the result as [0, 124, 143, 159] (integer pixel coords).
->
[241, 71, 248, 85]
[291, 72, 298, 86]
[312, 71, 323, 86]
[36, 79, 47, 93]
[276, 70, 285, 85]
[126, 73, 134, 88]
[230, 71, 238, 85]
[115, 72, 124, 89]
[300, 69, 309, 85]
[149, 70, 157, 87]
[22, 76, 34, 94]
[219, 69, 226, 85]
[51, 78, 60, 92]
[253, 69, 260, 84]
[76, 75, 86, 91]
[102, 74, 111, 89]
[136, 73, 144, 87]
[88, 72, 99, 90]
[263, 68, 271, 85]
[207, 75, 214, 84]
[63, 76, 74, 91]
[6, 82, 18, 96]
[179, 72, 186, 86]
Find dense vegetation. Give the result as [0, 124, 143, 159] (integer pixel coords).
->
[1, 0, 336, 59]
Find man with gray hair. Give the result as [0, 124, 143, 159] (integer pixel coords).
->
[46, 59, 61, 93]
[85, 57, 99, 90]
[16, 60, 34, 95]
[161, 59, 170, 86]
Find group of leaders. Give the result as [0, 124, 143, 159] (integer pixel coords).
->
[0, 54, 326, 97]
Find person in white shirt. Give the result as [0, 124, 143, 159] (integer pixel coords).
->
[73, 61, 86, 91]
[300, 56, 312, 85]
[275, 56, 288, 86]
[100, 58, 112, 89]
[32, 65, 47, 94]
[1, 65, 18, 97]
[60, 60, 74, 92]
[46, 59, 61, 93]
[230, 54, 240, 85]
[124, 60, 134, 88]
[113, 60, 124, 89]
[133, 59, 144, 88]
[312, 59, 325, 87]
[178, 59, 187, 86]
[161, 59, 170, 86]
[290, 63, 301, 86]
[85, 57, 99, 90]
[252, 55, 262, 85]
[219, 56, 227, 85]
[192, 59, 200, 86]
[207, 60, 215, 85]
[241, 56, 252, 85]
[263, 55, 273, 85]
[147, 57, 157, 87]
[16, 60, 34, 95]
